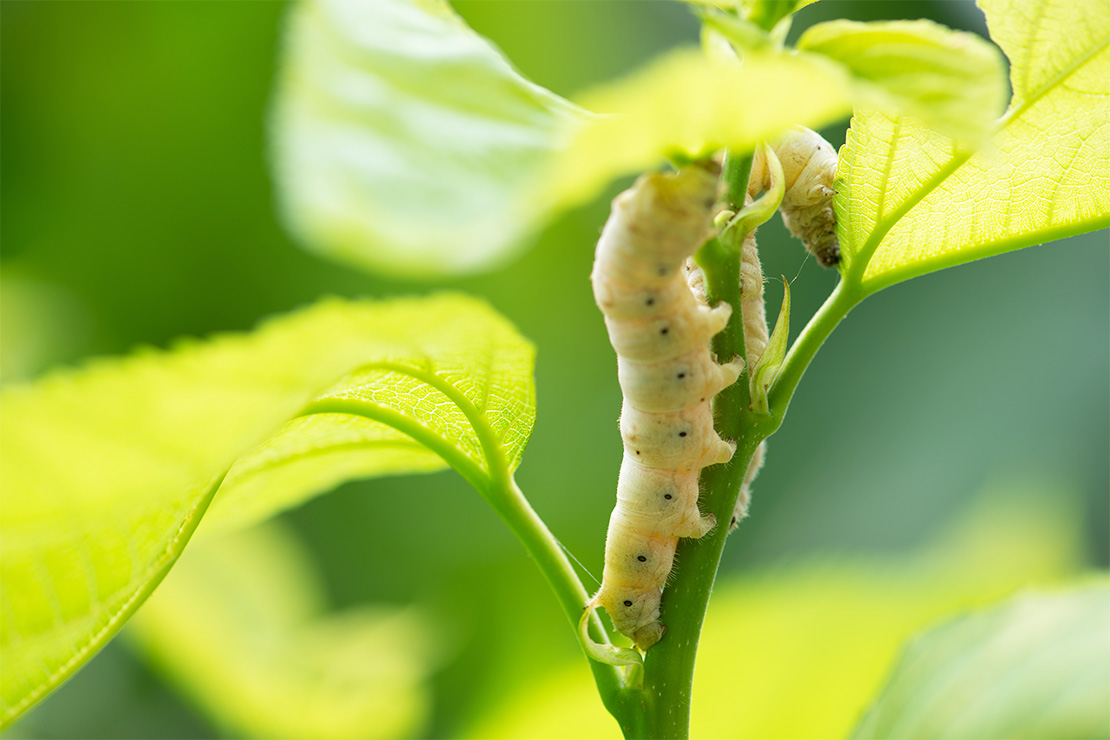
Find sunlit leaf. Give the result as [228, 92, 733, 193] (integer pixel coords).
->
[544, 48, 854, 209]
[836, 0, 1110, 292]
[797, 19, 1006, 143]
[854, 581, 1110, 740]
[0, 294, 536, 725]
[129, 522, 436, 739]
[272, 0, 583, 278]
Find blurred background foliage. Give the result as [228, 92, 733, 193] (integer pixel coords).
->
[2, 1, 1106, 738]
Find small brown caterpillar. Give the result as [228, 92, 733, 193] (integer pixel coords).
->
[750, 126, 840, 267]
[586, 163, 743, 651]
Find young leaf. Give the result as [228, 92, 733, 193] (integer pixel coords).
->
[853, 581, 1110, 739]
[128, 523, 435, 739]
[797, 19, 1007, 143]
[545, 48, 854, 209]
[0, 294, 536, 725]
[272, 0, 583, 278]
[749, 277, 790, 415]
[836, 0, 1110, 293]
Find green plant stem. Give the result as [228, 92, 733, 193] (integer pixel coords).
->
[746, 0, 796, 33]
[721, 153, 753, 215]
[621, 149, 862, 738]
[490, 479, 636, 725]
[302, 396, 632, 723]
[636, 232, 771, 738]
[623, 149, 763, 739]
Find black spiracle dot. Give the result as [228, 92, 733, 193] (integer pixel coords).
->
[635, 450, 641, 455]
[677, 372, 686, 379]
[657, 265, 668, 277]
[660, 327, 669, 335]
[679, 431, 688, 437]
[623, 600, 633, 607]
[645, 297, 655, 306]
[663, 493, 673, 500]
[637, 555, 647, 562]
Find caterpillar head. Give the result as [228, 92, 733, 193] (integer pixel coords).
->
[753, 126, 842, 268]
[791, 214, 840, 267]
[599, 586, 665, 651]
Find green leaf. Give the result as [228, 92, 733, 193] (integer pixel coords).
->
[544, 48, 854, 209]
[271, 0, 583, 278]
[699, 10, 773, 53]
[0, 294, 536, 725]
[129, 522, 436, 739]
[797, 19, 1007, 143]
[854, 581, 1110, 739]
[750, 277, 790, 415]
[836, 0, 1110, 293]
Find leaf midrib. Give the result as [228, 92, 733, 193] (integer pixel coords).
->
[297, 360, 513, 495]
[1, 472, 228, 727]
[1001, 29, 1110, 127]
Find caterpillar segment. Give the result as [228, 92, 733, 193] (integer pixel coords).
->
[750, 126, 840, 267]
[734, 221, 769, 529]
[587, 164, 743, 653]
[687, 207, 770, 531]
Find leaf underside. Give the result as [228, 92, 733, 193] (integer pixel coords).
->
[853, 581, 1110, 739]
[544, 47, 855, 209]
[836, 0, 1110, 291]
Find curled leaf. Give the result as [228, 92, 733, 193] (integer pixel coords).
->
[749, 277, 790, 414]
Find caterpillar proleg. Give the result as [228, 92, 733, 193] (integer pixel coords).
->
[688, 202, 769, 530]
[587, 163, 743, 652]
[750, 126, 840, 267]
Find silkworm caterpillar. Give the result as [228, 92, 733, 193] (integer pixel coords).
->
[587, 163, 743, 651]
[750, 126, 840, 267]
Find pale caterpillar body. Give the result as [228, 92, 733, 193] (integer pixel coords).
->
[750, 126, 840, 267]
[588, 164, 743, 651]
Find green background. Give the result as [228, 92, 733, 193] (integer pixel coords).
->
[3, 1, 1106, 737]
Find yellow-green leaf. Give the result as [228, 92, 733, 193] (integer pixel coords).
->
[544, 48, 854, 209]
[129, 522, 435, 739]
[836, 0, 1110, 293]
[272, 0, 583, 278]
[797, 19, 1007, 143]
[0, 294, 536, 725]
[699, 10, 773, 54]
[854, 581, 1110, 740]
